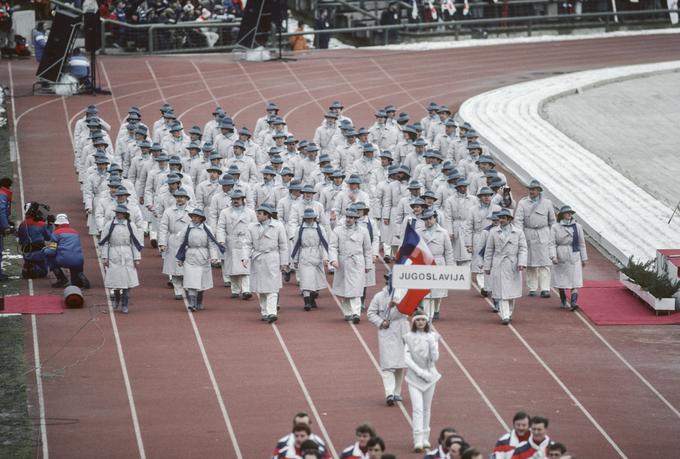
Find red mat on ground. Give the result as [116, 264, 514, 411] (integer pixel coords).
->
[579, 280, 680, 325]
[4, 295, 64, 314]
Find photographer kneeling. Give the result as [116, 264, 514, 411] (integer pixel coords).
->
[17, 202, 54, 279]
[43, 213, 90, 289]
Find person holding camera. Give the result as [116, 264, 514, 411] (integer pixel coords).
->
[404, 310, 441, 453]
[0, 177, 13, 280]
[18, 202, 54, 279]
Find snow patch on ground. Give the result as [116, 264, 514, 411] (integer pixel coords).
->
[458, 60, 680, 264]
[361, 27, 680, 51]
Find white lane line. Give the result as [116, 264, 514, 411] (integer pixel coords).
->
[370, 59, 426, 110]
[572, 310, 680, 418]
[325, 56, 507, 430]
[144, 67, 242, 455]
[326, 60, 377, 112]
[99, 62, 123, 127]
[271, 323, 339, 457]
[470, 282, 627, 457]
[554, 285, 680, 420]
[191, 60, 221, 107]
[61, 98, 147, 459]
[282, 62, 327, 114]
[145, 60, 166, 101]
[235, 61, 268, 105]
[322, 277, 414, 425]
[182, 298, 243, 459]
[8, 61, 46, 458]
[507, 324, 628, 458]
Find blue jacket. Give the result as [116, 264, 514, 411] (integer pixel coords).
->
[18, 218, 52, 252]
[43, 225, 85, 269]
[0, 187, 10, 231]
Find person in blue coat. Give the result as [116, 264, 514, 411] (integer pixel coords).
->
[0, 177, 13, 281]
[18, 202, 53, 278]
[43, 213, 90, 289]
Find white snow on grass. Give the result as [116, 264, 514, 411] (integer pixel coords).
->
[458, 60, 680, 264]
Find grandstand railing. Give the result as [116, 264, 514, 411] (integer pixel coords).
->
[46, 1, 678, 55]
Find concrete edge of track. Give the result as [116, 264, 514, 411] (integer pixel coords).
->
[457, 60, 680, 264]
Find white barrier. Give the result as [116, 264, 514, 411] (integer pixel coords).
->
[459, 61, 680, 264]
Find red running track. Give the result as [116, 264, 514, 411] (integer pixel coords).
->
[5, 34, 680, 458]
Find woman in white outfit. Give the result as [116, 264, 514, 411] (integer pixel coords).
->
[291, 208, 329, 311]
[404, 309, 441, 453]
[99, 204, 143, 314]
[176, 208, 222, 311]
[549, 205, 587, 311]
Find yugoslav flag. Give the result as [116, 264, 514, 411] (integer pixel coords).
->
[393, 223, 436, 315]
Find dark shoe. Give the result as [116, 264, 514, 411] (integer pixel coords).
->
[77, 273, 90, 289]
[311, 291, 319, 299]
[559, 289, 568, 308]
[501, 318, 510, 325]
[121, 305, 129, 314]
[51, 278, 69, 288]
[174, 294, 183, 300]
[167, 281, 173, 288]
[383, 255, 392, 263]
[196, 292, 204, 310]
[352, 314, 360, 324]
[432, 311, 440, 321]
[480, 288, 488, 297]
[242, 292, 252, 300]
[303, 296, 312, 311]
[570, 292, 579, 311]
[268, 315, 278, 324]
[230, 293, 240, 299]
[150, 239, 158, 248]
[393, 395, 403, 402]
[113, 290, 121, 311]
[528, 290, 537, 297]
[540, 290, 551, 298]
[223, 281, 231, 288]
[343, 315, 351, 321]
[260, 315, 267, 321]
[310, 294, 318, 308]
[492, 300, 500, 312]
[386, 395, 395, 406]
[283, 271, 291, 282]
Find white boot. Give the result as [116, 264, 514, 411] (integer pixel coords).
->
[413, 430, 424, 452]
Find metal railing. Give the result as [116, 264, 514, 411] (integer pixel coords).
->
[282, 9, 679, 46]
[100, 18, 243, 54]
[47, 0, 678, 54]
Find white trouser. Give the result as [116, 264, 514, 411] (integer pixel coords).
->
[526, 266, 550, 292]
[498, 299, 515, 321]
[670, 0, 679, 25]
[409, 383, 436, 446]
[476, 272, 485, 289]
[421, 298, 440, 321]
[381, 368, 405, 397]
[230, 275, 250, 294]
[171, 275, 183, 296]
[340, 297, 362, 316]
[258, 293, 278, 317]
[382, 243, 392, 257]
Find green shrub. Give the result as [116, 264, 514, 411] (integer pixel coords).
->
[620, 256, 680, 299]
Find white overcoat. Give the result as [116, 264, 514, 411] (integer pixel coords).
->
[100, 220, 141, 289]
[367, 288, 408, 370]
[177, 223, 219, 290]
[483, 224, 528, 300]
[216, 207, 256, 276]
[242, 219, 289, 293]
[418, 225, 454, 298]
[329, 224, 372, 298]
[158, 206, 191, 276]
[549, 221, 587, 289]
[291, 223, 329, 292]
[514, 196, 556, 267]
[404, 331, 441, 391]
